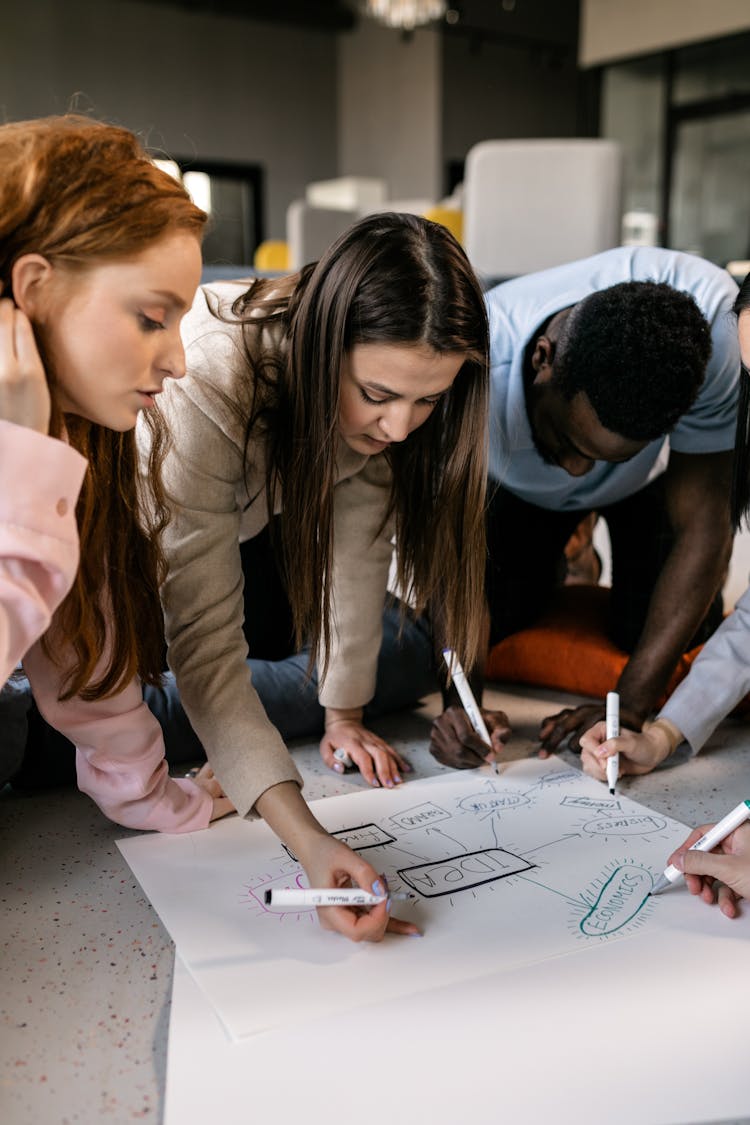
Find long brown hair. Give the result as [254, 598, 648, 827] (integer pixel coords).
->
[731, 271, 750, 531]
[0, 115, 206, 700]
[229, 212, 489, 675]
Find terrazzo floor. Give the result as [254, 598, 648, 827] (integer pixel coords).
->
[2, 683, 749, 1124]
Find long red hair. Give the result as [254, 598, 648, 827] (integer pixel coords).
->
[0, 115, 206, 699]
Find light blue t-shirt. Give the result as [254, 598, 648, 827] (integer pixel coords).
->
[486, 247, 740, 511]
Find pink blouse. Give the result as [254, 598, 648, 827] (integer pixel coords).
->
[1, 419, 211, 833]
[0, 420, 85, 680]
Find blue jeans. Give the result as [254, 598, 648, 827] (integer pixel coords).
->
[2, 603, 437, 787]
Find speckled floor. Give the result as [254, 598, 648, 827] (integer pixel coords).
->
[2, 683, 749, 1125]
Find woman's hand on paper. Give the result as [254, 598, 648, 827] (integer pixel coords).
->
[667, 822, 750, 918]
[429, 706, 511, 770]
[0, 299, 51, 434]
[256, 781, 421, 942]
[579, 722, 672, 780]
[190, 763, 236, 822]
[321, 709, 411, 788]
[299, 832, 421, 941]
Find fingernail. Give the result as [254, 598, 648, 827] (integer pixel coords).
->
[370, 778, 380, 787]
[384, 779, 394, 788]
[402, 762, 413, 772]
[393, 774, 402, 784]
[332, 762, 344, 773]
[386, 898, 392, 913]
[372, 879, 384, 896]
[673, 854, 684, 871]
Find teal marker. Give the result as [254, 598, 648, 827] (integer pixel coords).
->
[651, 799, 750, 894]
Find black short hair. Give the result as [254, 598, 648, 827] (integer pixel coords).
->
[553, 280, 712, 441]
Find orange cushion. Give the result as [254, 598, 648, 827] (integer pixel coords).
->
[485, 585, 699, 705]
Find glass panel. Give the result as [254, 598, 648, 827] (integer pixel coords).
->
[670, 109, 750, 265]
[601, 56, 665, 240]
[199, 176, 257, 267]
[673, 32, 750, 105]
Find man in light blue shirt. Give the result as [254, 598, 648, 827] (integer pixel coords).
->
[430, 247, 740, 769]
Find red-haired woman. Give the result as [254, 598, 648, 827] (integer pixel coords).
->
[0, 115, 420, 942]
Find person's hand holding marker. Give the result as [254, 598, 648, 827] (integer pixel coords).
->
[320, 707, 412, 789]
[297, 833, 421, 940]
[256, 781, 421, 941]
[430, 650, 510, 771]
[579, 716, 683, 781]
[537, 700, 643, 756]
[662, 820, 750, 919]
[430, 704, 511, 770]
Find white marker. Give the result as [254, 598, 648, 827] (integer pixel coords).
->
[442, 648, 498, 774]
[264, 887, 414, 907]
[651, 799, 750, 895]
[333, 747, 353, 770]
[605, 691, 620, 794]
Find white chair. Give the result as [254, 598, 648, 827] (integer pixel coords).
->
[463, 139, 623, 282]
[286, 200, 359, 270]
[305, 176, 387, 212]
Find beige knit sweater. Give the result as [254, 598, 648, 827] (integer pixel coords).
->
[137, 280, 394, 817]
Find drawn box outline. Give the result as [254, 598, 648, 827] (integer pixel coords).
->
[389, 802, 451, 831]
[397, 847, 535, 898]
[283, 822, 396, 861]
[582, 814, 668, 837]
[560, 795, 622, 812]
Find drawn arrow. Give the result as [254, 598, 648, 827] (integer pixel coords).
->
[516, 872, 581, 908]
[426, 827, 466, 851]
[385, 844, 430, 861]
[521, 833, 581, 856]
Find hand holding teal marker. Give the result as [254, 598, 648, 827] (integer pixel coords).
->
[442, 648, 499, 774]
[651, 799, 750, 895]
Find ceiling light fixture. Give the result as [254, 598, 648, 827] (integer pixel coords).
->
[365, 0, 447, 31]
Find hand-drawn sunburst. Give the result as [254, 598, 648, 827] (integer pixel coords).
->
[569, 857, 656, 940]
[238, 867, 317, 926]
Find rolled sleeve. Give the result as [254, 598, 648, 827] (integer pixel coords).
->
[660, 585, 750, 754]
[23, 641, 212, 833]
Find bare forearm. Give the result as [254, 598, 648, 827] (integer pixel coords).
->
[254, 781, 328, 856]
[617, 530, 731, 719]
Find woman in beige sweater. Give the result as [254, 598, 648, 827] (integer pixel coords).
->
[141, 212, 489, 941]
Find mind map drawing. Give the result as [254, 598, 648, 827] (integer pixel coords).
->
[240, 763, 670, 940]
[118, 757, 687, 1041]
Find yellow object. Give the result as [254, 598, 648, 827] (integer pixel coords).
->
[423, 206, 463, 244]
[253, 240, 290, 272]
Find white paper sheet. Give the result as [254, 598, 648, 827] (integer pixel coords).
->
[119, 758, 710, 1042]
[166, 915, 750, 1125]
